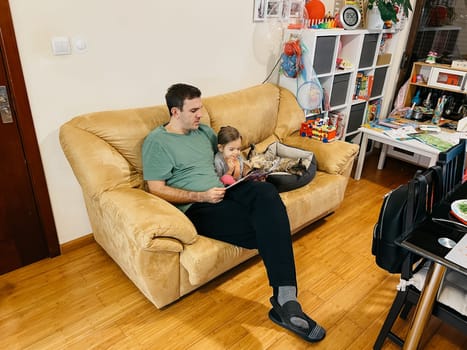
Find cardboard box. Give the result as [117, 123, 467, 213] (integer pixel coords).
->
[376, 54, 392, 65]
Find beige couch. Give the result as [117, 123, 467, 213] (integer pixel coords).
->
[59, 83, 359, 308]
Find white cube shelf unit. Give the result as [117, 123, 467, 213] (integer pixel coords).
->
[278, 28, 395, 142]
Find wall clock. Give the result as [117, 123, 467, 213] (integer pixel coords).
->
[339, 5, 361, 30]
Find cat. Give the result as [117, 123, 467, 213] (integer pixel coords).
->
[246, 144, 309, 176]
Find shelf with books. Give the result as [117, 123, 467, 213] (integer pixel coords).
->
[278, 28, 395, 141]
[364, 98, 382, 124]
[353, 70, 374, 101]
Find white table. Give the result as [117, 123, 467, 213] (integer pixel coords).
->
[354, 127, 441, 180]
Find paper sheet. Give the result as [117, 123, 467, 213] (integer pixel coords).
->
[445, 234, 467, 269]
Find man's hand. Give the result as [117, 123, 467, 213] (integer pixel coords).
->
[147, 180, 225, 204]
[203, 187, 226, 204]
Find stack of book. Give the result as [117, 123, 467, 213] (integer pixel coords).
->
[364, 99, 381, 123]
[354, 72, 374, 100]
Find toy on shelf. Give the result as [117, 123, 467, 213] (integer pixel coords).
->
[281, 39, 303, 78]
[425, 51, 439, 64]
[305, 0, 325, 21]
[300, 116, 337, 142]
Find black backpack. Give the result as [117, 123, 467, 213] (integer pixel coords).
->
[372, 169, 440, 273]
[372, 183, 411, 273]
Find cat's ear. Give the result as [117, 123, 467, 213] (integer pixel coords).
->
[247, 144, 256, 160]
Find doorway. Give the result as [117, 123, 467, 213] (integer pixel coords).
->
[0, 0, 59, 274]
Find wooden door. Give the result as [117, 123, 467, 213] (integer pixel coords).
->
[0, 0, 59, 274]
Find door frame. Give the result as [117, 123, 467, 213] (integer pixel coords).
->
[395, 0, 427, 90]
[0, 1, 60, 257]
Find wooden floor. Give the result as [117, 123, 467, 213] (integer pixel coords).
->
[1, 152, 466, 350]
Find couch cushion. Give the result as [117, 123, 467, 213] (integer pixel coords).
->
[283, 135, 360, 175]
[203, 83, 280, 148]
[180, 235, 258, 286]
[274, 86, 308, 141]
[281, 171, 348, 232]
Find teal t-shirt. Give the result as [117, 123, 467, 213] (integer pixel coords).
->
[142, 123, 223, 212]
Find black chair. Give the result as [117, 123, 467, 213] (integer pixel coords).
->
[373, 140, 467, 349]
[437, 138, 466, 198]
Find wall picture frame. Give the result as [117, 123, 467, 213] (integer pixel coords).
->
[253, 0, 267, 21]
[253, 0, 305, 22]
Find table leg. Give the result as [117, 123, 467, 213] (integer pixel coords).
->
[378, 144, 388, 170]
[354, 133, 369, 180]
[403, 262, 447, 350]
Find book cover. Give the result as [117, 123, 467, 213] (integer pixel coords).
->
[407, 132, 456, 152]
[225, 169, 271, 189]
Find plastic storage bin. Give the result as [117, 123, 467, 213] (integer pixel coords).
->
[371, 67, 388, 97]
[359, 34, 379, 68]
[347, 102, 366, 133]
[313, 36, 337, 74]
[330, 73, 351, 106]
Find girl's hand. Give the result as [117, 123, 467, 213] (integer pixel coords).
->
[226, 157, 241, 179]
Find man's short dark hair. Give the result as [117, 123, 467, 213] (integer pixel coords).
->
[165, 83, 201, 115]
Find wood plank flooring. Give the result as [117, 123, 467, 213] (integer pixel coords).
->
[1, 152, 466, 349]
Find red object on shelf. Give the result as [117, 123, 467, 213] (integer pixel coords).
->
[305, 0, 325, 20]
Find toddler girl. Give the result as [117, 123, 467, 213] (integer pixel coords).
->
[214, 126, 250, 185]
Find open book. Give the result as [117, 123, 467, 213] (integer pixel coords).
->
[225, 169, 271, 190]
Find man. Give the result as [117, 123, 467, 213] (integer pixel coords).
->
[142, 83, 325, 343]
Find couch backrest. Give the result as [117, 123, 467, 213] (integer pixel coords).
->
[60, 83, 305, 197]
[204, 83, 305, 151]
[204, 83, 279, 148]
[60, 105, 174, 196]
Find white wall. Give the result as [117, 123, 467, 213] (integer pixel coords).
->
[8, 0, 288, 243]
[8, 0, 410, 244]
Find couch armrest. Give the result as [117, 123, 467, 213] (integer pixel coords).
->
[98, 188, 198, 250]
[282, 134, 359, 175]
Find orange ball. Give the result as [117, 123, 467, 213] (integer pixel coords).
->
[305, 0, 325, 20]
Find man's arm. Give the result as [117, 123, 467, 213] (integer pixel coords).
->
[147, 180, 226, 204]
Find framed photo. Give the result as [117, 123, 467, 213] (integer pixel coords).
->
[255, 0, 298, 22]
[289, 0, 305, 18]
[253, 0, 267, 22]
[266, 1, 282, 18]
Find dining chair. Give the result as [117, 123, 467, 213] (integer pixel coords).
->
[373, 140, 467, 349]
[436, 138, 466, 198]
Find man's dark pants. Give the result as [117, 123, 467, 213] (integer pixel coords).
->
[186, 181, 297, 288]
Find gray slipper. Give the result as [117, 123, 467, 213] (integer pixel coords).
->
[269, 297, 326, 342]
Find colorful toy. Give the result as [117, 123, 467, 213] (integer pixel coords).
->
[281, 40, 303, 78]
[220, 174, 236, 186]
[300, 117, 337, 142]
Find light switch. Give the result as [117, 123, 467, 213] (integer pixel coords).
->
[74, 38, 87, 53]
[51, 37, 71, 55]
